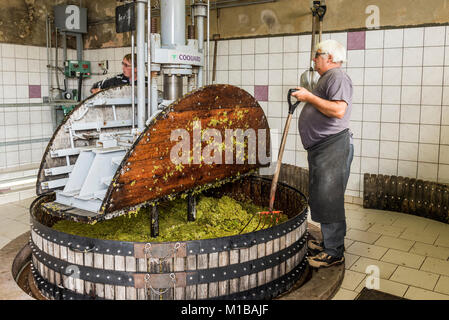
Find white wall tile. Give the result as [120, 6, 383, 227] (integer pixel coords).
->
[228, 39, 242, 55]
[283, 36, 298, 53]
[441, 125, 449, 144]
[401, 86, 421, 104]
[418, 144, 439, 163]
[384, 29, 404, 48]
[403, 47, 423, 67]
[361, 157, 379, 174]
[347, 50, 365, 68]
[419, 124, 440, 144]
[242, 54, 255, 70]
[402, 67, 422, 86]
[268, 101, 282, 118]
[380, 141, 399, 159]
[439, 164, 449, 183]
[362, 122, 380, 140]
[383, 67, 402, 86]
[217, 41, 229, 55]
[352, 103, 363, 121]
[255, 54, 268, 70]
[269, 53, 283, 69]
[353, 86, 364, 103]
[228, 71, 241, 86]
[269, 37, 283, 53]
[362, 140, 380, 157]
[420, 105, 442, 125]
[424, 26, 446, 47]
[404, 27, 424, 47]
[440, 145, 449, 164]
[283, 52, 297, 69]
[417, 162, 438, 180]
[366, 30, 384, 49]
[400, 124, 419, 142]
[363, 104, 381, 122]
[400, 105, 421, 124]
[381, 123, 400, 141]
[242, 39, 255, 54]
[216, 55, 228, 70]
[268, 69, 282, 86]
[228, 55, 241, 70]
[350, 120, 362, 138]
[298, 34, 312, 53]
[298, 52, 310, 69]
[347, 68, 364, 86]
[254, 70, 268, 85]
[423, 46, 445, 66]
[347, 173, 361, 191]
[381, 105, 400, 123]
[421, 86, 442, 105]
[268, 85, 282, 101]
[364, 86, 382, 103]
[383, 48, 403, 67]
[422, 66, 444, 85]
[255, 38, 268, 54]
[242, 70, 255, 85]
[365, 49, 383, 67]
[444, 87, 449, 105]
[364, 68, 382, 85]
[379, 159, 398, 176]
[1, 44, 15, 58]
[283, 69, 298, 86]
[382, 86, 401, 104]
[398, 160, 417, 177]
[330, 32, 348, 49]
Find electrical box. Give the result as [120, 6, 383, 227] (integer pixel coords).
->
[64, 60, 91, 78]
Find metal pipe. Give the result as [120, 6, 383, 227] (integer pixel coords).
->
[161, 0, 186, 47]
[206, 0, 210, 85]
[62, 33, 68, 92]
[163, 75, 183, 100]
[46, 16, 52, 100]
[193, 2, 207, 87]
[151, 72, 158, 115]
[147, 0, 152, 118]
[137, 0, 146, 130]
[54, 24, 60, 92]
[131, 33, 135, 128]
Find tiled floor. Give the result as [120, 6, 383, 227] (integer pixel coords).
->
[328, 203, 449, 300]
[0, 198, 448, 300]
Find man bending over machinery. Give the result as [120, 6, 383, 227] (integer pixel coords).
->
[90, 53, 142, 94]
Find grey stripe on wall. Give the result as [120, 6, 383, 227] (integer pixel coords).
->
[0, 138, 50, 148]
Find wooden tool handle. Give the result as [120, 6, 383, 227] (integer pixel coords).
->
[268, 114, 293, 212]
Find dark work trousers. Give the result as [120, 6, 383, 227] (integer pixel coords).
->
[321, 143, 354, 257]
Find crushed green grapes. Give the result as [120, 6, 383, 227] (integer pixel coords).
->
[52, 196, 288, 242]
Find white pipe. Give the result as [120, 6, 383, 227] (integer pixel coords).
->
[195, 5, 205, 87]
[161, 0, 186, 47]
[131, 33, 135, 128]
[151, 74, 158, 115]
[137, 0, 146, 130]
[147, 0, 152, 118]
[206, 0, 210, 85]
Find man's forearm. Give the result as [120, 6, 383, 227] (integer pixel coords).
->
[306, 94, 347, 119]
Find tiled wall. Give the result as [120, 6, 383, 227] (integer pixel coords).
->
[202, 26, 449, 198]
[0, 43, 82, 170]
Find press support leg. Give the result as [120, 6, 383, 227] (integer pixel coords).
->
[151, 205, 159, 237]
[187, 194, 197, 222]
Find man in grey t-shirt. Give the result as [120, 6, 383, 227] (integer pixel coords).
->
[292, 39, 354, 268]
